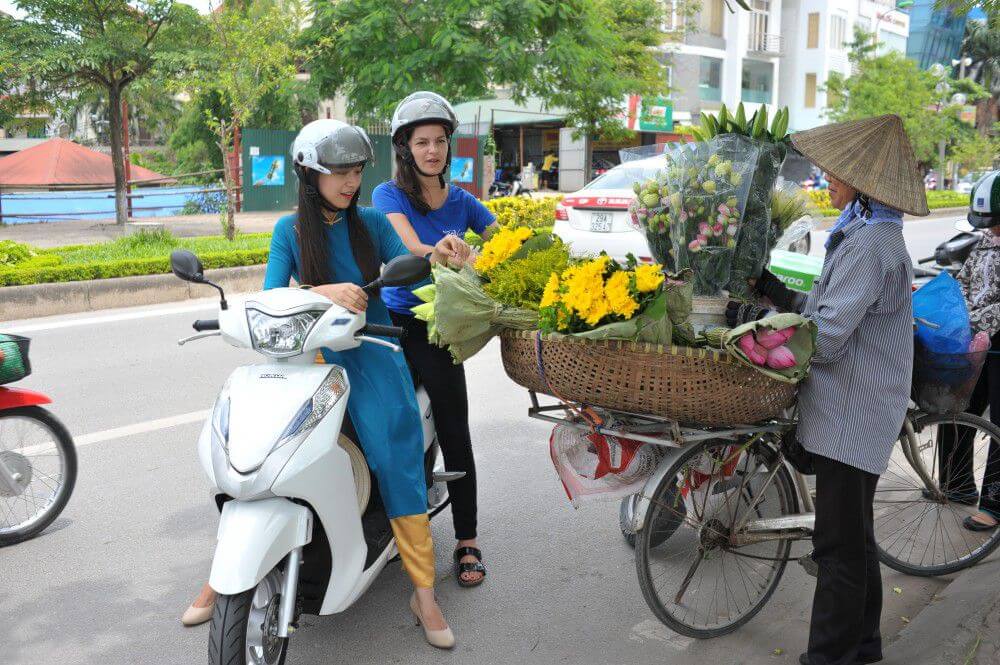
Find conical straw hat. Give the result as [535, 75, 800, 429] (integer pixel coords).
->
[790, 114, 929, 217]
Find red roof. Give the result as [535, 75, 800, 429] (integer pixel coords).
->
[0, 137, 172, 188]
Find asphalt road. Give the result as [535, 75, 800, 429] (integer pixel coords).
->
[0, 214, 971, 665]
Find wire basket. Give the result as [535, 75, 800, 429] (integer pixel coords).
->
[0, 334, 31, 385]
[911, 340, 987, 414]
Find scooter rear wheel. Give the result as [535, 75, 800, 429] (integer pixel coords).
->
[209, 569, 287, 665]
[0, 406, 77, 546]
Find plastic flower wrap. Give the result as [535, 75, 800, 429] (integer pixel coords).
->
[662, 134, 758, 296]
[627, 174, 675, 271]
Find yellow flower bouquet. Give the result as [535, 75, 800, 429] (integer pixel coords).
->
[539, 255, 694, 346]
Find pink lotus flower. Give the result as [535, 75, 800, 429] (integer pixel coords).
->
[696, 233, 708, 244]
[699, 222, 711, 236]
[970, 331, 991, 353]
[737, 334, 768, 366]
[766, 345, 797, 370]
[718, 204, 731, 216]
[679, 210, 689, 222]
[727, 224, 738, 236]
[713, 222, 724, 235]
[688, 239, 702, 253]
[755, 326, 796, 350]
[638, 207, 649, 216]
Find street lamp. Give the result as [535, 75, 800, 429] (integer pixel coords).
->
[952, 56, 973, 79]
[873, 1, 914, 53]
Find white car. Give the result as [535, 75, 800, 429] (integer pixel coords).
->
[553, 155, 663, 263]
[553, 155, 810, 262]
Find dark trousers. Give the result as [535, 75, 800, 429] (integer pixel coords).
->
[389, 311, 478, 540]
[937, 333, 1000, 517]
[807, 454, 883, 665]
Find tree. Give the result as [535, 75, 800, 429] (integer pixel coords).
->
[958, 19, 1000, 135]
[303, 0, 691, 138]
[5, 1, 206, 225]
[825, 28, 952, 165]
[176, 0, 303, 239]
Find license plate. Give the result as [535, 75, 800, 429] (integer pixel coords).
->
[590, 213, 613, 232]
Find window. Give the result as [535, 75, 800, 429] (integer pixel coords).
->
[699, 57, 723, 102]
[741, 60, 773, 104]
[805, 74, 817, 108]
[698, 0, 725, 37]
[830, 13, 847, 49]
[807, 13, 819, 48]
[663, 0, 684, 31]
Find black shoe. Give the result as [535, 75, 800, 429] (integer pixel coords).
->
[798, 550, 818, 578]
[921, 487, 979, 505]
[963, 515, 999, 531]
[800, 653, 883, 664]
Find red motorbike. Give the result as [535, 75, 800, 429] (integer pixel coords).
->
[0, 334, 77, 546]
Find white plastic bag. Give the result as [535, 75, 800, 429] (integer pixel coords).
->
[549, 422, 665, 508]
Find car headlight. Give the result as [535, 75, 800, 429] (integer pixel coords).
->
[212, 380, 231, 450]
[246, 308, 324, 357]
[273, 367, 348, 451]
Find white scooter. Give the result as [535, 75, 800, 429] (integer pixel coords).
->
[170, 250, 458, 665]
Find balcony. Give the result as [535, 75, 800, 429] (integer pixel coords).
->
[748, 31, 783, 55]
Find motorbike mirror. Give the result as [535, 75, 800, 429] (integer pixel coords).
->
[170, 250, 205, 283]
[377, 255, 432, 288]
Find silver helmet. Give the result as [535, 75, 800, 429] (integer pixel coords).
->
[390, 91, 458, 140]
[291, 119, 374, 175]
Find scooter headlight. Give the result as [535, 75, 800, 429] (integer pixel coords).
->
[246, 308, 324, 358]
[273, 367, 348, 450]
[212, 380, 232, 449]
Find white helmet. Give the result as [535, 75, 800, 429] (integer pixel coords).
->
[969, 170, 999, 229]
[390, 91, 458, 140]
[291, 119, 374, 175]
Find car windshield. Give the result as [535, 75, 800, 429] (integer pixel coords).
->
[585, 163, 662, 190]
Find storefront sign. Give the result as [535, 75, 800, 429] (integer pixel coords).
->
[639, 96, 674, 132]
[251, 155, 285, 187]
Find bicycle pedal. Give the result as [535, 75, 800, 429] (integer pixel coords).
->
[798, 553, 818, 578]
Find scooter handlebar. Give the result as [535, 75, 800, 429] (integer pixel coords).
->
[359, 324, 405, 339]
[193, 319, 220, 332]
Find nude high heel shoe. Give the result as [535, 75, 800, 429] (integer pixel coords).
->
[409, 593, 455, 649]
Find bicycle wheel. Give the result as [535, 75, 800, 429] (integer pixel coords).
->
[0, 406, 77, 546]
[875, 411, 1000, 576]
[635, 437, 798, 638]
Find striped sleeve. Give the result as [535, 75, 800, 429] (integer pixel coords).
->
[810, 245, 884, 365]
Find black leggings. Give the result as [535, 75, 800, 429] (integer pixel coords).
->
[937, 332, 1000, 517]
[389, 311, 478, 541]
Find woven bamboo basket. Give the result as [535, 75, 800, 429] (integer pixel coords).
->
[500, 329, 797, 427]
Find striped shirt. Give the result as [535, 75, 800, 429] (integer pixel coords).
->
[793, 218, 914, 475]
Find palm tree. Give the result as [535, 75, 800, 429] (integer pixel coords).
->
[960, 19, 1000, 134]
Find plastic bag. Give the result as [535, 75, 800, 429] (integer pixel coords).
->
[549, 422, 665, 508]
[913, 272, 972, 355]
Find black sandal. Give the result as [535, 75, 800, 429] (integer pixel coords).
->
[454, 547, 487, 588]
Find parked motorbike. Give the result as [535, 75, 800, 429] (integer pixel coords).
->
[170, 250, 459, 665]
[489, 166, 532, 199]
[914, 219, 982, 287]
[0, 335, 78, 546]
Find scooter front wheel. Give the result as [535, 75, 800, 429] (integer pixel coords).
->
[209, 569, 287, 665]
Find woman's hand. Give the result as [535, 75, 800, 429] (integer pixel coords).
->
[431, 234, 472, 267]
[312, 283, 368, 313]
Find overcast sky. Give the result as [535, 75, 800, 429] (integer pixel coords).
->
[0, 1, 214, 17]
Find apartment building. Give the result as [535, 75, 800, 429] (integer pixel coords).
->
[665, 1, 911, 133]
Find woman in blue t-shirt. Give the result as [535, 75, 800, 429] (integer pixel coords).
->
[372, 92, 498, 588]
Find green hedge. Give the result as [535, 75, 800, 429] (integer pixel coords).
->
[813, 189, 969, 218]
[0, 249, 269, 287]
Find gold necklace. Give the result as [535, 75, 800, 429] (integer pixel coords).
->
[321, 208, 341, 226]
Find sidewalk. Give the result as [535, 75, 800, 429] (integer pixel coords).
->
[0, 210, 289, 248]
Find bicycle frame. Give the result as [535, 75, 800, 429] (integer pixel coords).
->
[527, 393, 941, 550]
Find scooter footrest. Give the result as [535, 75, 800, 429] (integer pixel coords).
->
[433, 471, 466, 483]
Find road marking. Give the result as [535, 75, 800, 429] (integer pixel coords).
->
[12, 410, 210, 455]
[5, 301, 217, 334]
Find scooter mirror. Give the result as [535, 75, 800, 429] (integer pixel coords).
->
[378, 255, 432, 287]
[170, 249, 205, 283]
